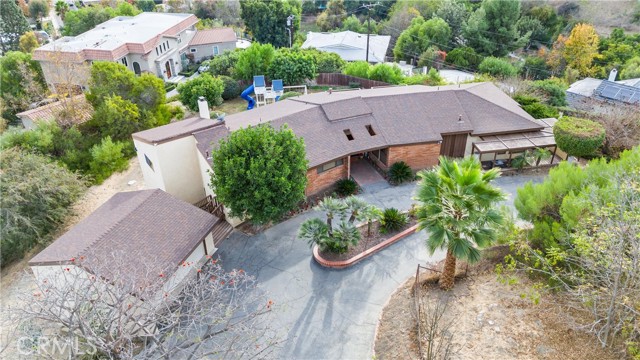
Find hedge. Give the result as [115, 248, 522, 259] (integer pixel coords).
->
[553, 116, 605, 158]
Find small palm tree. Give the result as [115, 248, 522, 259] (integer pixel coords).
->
[532, 147, 552, 166]
[55, 0, 69, 20]
[298, 218, 331, 250]
[414, 156, 505, 290]
[344, 196, 368, 223]
[314, 197, 346, 236]
[357, 205, 383, 237]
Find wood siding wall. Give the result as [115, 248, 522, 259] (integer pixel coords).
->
[306, 160, 348, 196]
[316, 73, 389, 89]
[440, 134, 468, 158]
[388, 143, 441, 170]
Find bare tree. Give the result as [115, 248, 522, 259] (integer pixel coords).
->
[578, 101, 640, 158]
[7, 253, 281, 359]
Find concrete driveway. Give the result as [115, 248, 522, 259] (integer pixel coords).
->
[215, 173, 545, 359]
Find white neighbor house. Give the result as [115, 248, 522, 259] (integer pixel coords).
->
[301, 30, 391, 63]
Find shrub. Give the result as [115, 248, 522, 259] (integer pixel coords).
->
[343, 61, 371, 79]
[164, 82, 177, 92]
[522, 102, 559, 119]
[520, 56, 551, 80]
[478, 57, 518, 78]
[388, 161, 413, 185]
[445, 47, 482, 70]
[267, 48, 317, 85]
[335, 178, 358, 196]
[367, 63, 403, 84]
[220, 75, 242, 100]
[88, 136, 129, 184]
[278, 91, 302, 100]
[168, 104, 184, 120]
[208, 50, 241, 77]
[309, 49, 345, 73]
[530, 79, 567, 106]
[553, 116, 606, 158]
[380, 208, 408, 234]
[513, 94, 540, 106]
[177, 73, 224, 111]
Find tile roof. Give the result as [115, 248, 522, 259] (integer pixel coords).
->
[29, 190, 219, 286]
[17, 95, 93, 126]
[138, 82, 543, 168]
[189, 28, 237, 46]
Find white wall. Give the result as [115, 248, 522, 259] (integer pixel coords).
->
[134, 139, 166, 192]
[197, 152, 215, 198]
[162, 242, 205, 294]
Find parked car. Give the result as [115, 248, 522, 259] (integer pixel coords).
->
[198, 61, 211, 74]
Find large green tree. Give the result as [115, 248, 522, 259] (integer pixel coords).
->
[415, 156, 504, 290]
[0, 51, 47, 123]
[316, 0, 346, 32]
[62, 4, 140, 36]
[240, 0, 301, 48]
[0, 0, 31, 53]
[267, 48, 317, 85]
[234, 42, 275, 81]
[435, 0, 469, 47]
[393, 16, 451, 62]
[210, 124, 308, 225]
[463, 0, 528, 57]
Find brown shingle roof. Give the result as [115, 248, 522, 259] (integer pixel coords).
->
[29, 190, 219, 285]
[189, 28, 237, 46]
[140, 83, 544, 168]
[17, 95, 93, 126]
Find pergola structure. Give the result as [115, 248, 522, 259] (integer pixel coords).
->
[471, 118, 565, 168]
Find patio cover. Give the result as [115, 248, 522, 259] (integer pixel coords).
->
[473, 118, 556, 154]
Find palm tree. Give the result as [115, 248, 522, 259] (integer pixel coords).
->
[55, 0, 69, 20]
[344, 196, 368, 223]
[357, 205, 383, 237]
[414, 156, 505, 290]
[314, 197, 346, 236]
[298, 218, 330, 250]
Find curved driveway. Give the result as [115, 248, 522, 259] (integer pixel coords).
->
[216, 174, 544, 359]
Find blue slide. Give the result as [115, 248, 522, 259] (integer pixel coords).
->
[241, 84, 256, 110]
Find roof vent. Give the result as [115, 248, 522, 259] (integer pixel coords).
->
[344, 129, 354, 141]
[458, 114, 464, 124]
[366, 124, 376, 136]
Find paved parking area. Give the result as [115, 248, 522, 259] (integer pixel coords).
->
[215, 173, 545, 359]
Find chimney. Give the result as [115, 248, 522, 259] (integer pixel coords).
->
[197, 97, 210, 119]
[608, 68, 618, 82]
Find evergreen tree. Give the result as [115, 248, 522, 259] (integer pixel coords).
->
[463, 0, 528, 57]
[0, 0, 31, 53]
[240, 0, 301, 48]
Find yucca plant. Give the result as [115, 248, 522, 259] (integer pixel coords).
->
[380, 208, 408, 234]
[388, 161, 413, 185]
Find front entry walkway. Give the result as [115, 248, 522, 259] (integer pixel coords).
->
[350, 156, 385, 188]
[214, 174, 546, 359]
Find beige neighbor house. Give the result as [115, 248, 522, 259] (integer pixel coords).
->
[29, 189, 233, 294]
[132, 82, 562, 228]
[188, 28, 237, 63]
[32, 13, 236, 90]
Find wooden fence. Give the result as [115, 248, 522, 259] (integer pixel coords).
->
[315, 73, 390, 89]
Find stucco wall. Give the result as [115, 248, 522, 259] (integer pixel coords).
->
[306, 158, 348, 196]
[388, 143, 441, 171]
[134, 139, 166, 192]
[189, 41, 236, 62]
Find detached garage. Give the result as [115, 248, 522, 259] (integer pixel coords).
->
[28, 189, 230, 293]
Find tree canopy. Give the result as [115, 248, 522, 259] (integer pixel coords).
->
[393, 16, 451, 62]
[0, 0, 31, 53]
[0, 51, 47, 123]
[177, 73, 224, 111]
[234, 42, 276, 82]
[267, 48, 317, 85]
[463, 0, 528, 57]
[210, 124, 308, 224]
[240, 0, 301, 48]
[62, 3, 141, 36]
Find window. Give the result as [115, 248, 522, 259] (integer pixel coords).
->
[190, 48, 197, 53]
[166, 41, 169, 49]
[366, 124, 376, 136]
[372, 148, 389, 166]
[317, 158, 344, 174]
[343, 129, 354, 141]
[156, 48, 159, 56]
[120, 57, 128, 67]
[213, 45, 219, 55]
[144, 154, 154, 171]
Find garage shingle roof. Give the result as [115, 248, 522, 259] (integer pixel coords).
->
[29, 190, 219, 285]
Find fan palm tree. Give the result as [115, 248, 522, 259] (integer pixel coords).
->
[357, 204, 383, 237]
[314, 196, 346, 236]
[344, 195, 368, 223]
[414, 156, 505, 290]
[55, 1, 69, 20]
[298, 218, 331, 250]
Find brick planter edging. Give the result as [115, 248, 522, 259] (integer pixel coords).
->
[313, 224, 420, 269]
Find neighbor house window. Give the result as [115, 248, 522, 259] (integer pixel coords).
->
[145, 154, 154, 171]
[190, 48, 197, 53]
[213, 45, 219, 55]
[120, 57, 128, 67]
[317, 158, 344, 174]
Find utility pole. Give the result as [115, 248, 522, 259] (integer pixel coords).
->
[362, 3, 378, 63]
[286, 15, 295, 48]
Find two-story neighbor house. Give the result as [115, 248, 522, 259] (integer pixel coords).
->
[33, 13, 234, 90]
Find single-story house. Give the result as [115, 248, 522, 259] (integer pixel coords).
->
[567, 72, 640, 111]
[29, 189, 233, 293]
[188, 28, 237, 63]
[17, 95, 92, 130]
[301, 30, 391, 63]
[132, 82, 561, 227]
